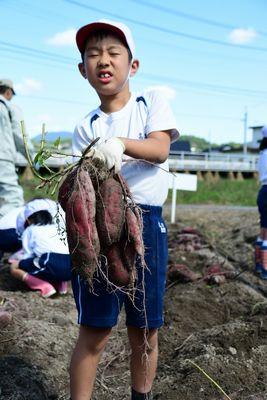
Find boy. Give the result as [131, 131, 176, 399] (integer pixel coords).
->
[70, 19, 179, 400]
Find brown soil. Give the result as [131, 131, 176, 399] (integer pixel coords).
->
[1, 205, 267, 400]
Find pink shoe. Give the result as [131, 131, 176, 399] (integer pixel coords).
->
[23, 273, 56, 298]
[54, 281, 68, 294]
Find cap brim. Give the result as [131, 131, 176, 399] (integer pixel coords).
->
[76, 22, 127, 54]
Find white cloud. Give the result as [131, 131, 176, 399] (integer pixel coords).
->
[228, 28, 258, 44]
[16, 78, 42, 95]
[46, 29, 76, 46]
[144, 85, 177, 101]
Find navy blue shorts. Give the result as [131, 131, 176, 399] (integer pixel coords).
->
[257, 185, 267, 228]
[19, 252, 72, 283]
[0, 228, 21, 252]
[71, 205, 168, 329]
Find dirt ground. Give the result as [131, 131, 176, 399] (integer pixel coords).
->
[1, 205, 267, 400]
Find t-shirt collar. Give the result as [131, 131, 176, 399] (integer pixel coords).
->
[97, 92, 135, 121]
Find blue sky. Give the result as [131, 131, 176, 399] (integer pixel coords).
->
[1, 0, 267, 144]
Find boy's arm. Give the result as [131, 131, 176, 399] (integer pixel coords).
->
[119, 131, 172, 164]
[87, 131, 172, 172]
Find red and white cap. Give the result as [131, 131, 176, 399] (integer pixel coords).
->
[76, 19, 135, 58]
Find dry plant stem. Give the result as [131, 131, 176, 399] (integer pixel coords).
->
[20, 122, 100, 191]
[174, 334, 193, 352]
[40, 122, 46, 152]
[188, 360, 232, 400]
[21, 120, 74, 184]
[21, 120, 44, 181]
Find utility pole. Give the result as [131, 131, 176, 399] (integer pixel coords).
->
[243, 107, 248, 155]
[208, 129, 211, 152]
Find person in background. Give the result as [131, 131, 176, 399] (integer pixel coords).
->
[0, 78, 32, 218]
[9, 207, 71, 298]
[16, 197, 65, 237]
[0, 198, 65, 263]
[255, 125, 267, 280]
[0, 206, 24, 262]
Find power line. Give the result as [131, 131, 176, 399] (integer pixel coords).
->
[2, 36, 265, 70]
[18, 94, 242, 122]
[4, 1, 267, 64]
[0, 47, 75, 70]
[0, 40, 75, 63]
[3, 2, 267, 65]
[1, 0, 75, 23]
[130, 0, 267, 37]
[1, 43, 266, 99]
[64, 0, 267, 53]
[139, 72, 267, 97]
[138, 36, 267, 65]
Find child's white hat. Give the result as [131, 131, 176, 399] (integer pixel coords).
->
[16, 199, 57, 235]
[76, 19, 135, 58]
[262, 126, 267, 138]
[24, 199, 55, 220]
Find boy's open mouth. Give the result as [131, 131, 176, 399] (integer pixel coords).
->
[98, 71, 113, 84]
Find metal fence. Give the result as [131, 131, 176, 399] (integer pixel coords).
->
[169, 152, 258, 172]
[15, 151, 259, 173]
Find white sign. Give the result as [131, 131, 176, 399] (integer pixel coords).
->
[168, 173, 198, 223]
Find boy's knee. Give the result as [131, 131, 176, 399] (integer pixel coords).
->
[78, 325, 111, 355]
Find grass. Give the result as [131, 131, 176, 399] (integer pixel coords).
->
[20, 174, 259, 207]
[168, 178, 259, 206]
[20, 175, 57, 202]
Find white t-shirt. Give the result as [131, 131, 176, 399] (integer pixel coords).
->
[21, 224, 69, 259]
[258, 149, 267, 185]
[0, 206, 24, 230]
[73, 90, 179, 206]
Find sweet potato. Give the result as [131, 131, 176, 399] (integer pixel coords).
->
[122, 240, 137, 277]
[106, 243, 130, 286]
[96, 177, 124, 248]
[58, 166, 79, 211]
[0, 311, 12, 329]
[58, 158, 145, 290]
[65, 167, 100, 284]
[125, 206, 144, 257]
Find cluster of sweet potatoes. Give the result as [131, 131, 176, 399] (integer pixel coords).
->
[58, 157, 144, 288]
[169, 227, 203, 252]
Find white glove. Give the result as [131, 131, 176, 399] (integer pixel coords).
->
[88, 137, 125, 173]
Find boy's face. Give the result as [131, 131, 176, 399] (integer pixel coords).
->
[78, 35, 139, 97]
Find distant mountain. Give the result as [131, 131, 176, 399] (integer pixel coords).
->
[33, 131, 72, 142]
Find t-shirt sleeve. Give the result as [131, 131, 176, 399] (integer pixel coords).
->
[72, 124, 90, 159]
[21, 227, 34, 259]
[144, 90, 179, 142]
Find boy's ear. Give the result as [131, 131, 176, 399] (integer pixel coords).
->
[78, 62, 87, 79]
[130, 59, 139, 77]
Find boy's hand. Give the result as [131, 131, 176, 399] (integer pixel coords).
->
[89, 138, 125, 173]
